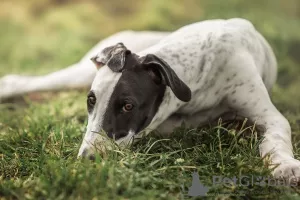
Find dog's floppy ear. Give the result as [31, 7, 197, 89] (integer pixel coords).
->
[106, 43, 131, 72]
[142, 54, 191, 102]
[90, 43, 131, 72]
[90, 55, 105, 70]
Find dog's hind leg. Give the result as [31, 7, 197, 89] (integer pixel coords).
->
[0, 62, 96, 102]
[0, 31, 169, 102]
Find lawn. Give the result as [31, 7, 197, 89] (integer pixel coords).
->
[1, 0, 300, 199]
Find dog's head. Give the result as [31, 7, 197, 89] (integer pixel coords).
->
[78, 43, 191, 159]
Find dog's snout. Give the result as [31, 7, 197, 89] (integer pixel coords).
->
[81, 148, 88, 157]
[78, 148, 96, 161]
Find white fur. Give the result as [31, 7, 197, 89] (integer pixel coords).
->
[78, 66, 121, 157]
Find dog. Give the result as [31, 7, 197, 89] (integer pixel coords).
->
[1, 18, 299, 182]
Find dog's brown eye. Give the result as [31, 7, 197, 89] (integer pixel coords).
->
[88, 96, 96, 106]
[122, 103, 133, 112]
[87, 91, 96, 113]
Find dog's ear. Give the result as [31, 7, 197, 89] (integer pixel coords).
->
[106, 43, 131, 72]
[90, 55, 105, 70]
[142, 54, 191, 102]
[90, 43, 131, 71]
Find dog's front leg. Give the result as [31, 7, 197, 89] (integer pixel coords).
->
[227, 77, 300, 183]
[223, 56, 300, 183]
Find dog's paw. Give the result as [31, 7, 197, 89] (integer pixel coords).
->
[272, 159, 300, 184]
[0, 74, 31, 100]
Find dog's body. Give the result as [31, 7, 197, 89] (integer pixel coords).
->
[1, 18, 300, 181]
[138, 18, 277, 133]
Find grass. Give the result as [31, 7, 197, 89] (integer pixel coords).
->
[1, 0, 300, 199]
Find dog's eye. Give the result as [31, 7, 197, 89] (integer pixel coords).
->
[87, 91, 96, 113]
[122, 103, 133, 112]
[88, 96, 96, 106]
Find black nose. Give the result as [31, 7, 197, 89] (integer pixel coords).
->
[88, 154, 96, 161]
[107, 131, 128, 140]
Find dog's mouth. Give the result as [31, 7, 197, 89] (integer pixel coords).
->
[78, 129, 139, 159]
[115, 130, 136, 147]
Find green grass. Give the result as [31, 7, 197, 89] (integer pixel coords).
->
[1, 0, 300, 199]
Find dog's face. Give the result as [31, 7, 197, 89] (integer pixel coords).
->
[78, 43, 191, 159]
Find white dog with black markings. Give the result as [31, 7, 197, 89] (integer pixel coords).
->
[1, 18, 299, 182]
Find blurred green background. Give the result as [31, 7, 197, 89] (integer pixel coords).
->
[1, 0, 299, 113]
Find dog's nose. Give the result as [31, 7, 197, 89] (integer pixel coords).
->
[88, 154, 96, 161]
[79, 148, 96, 161]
